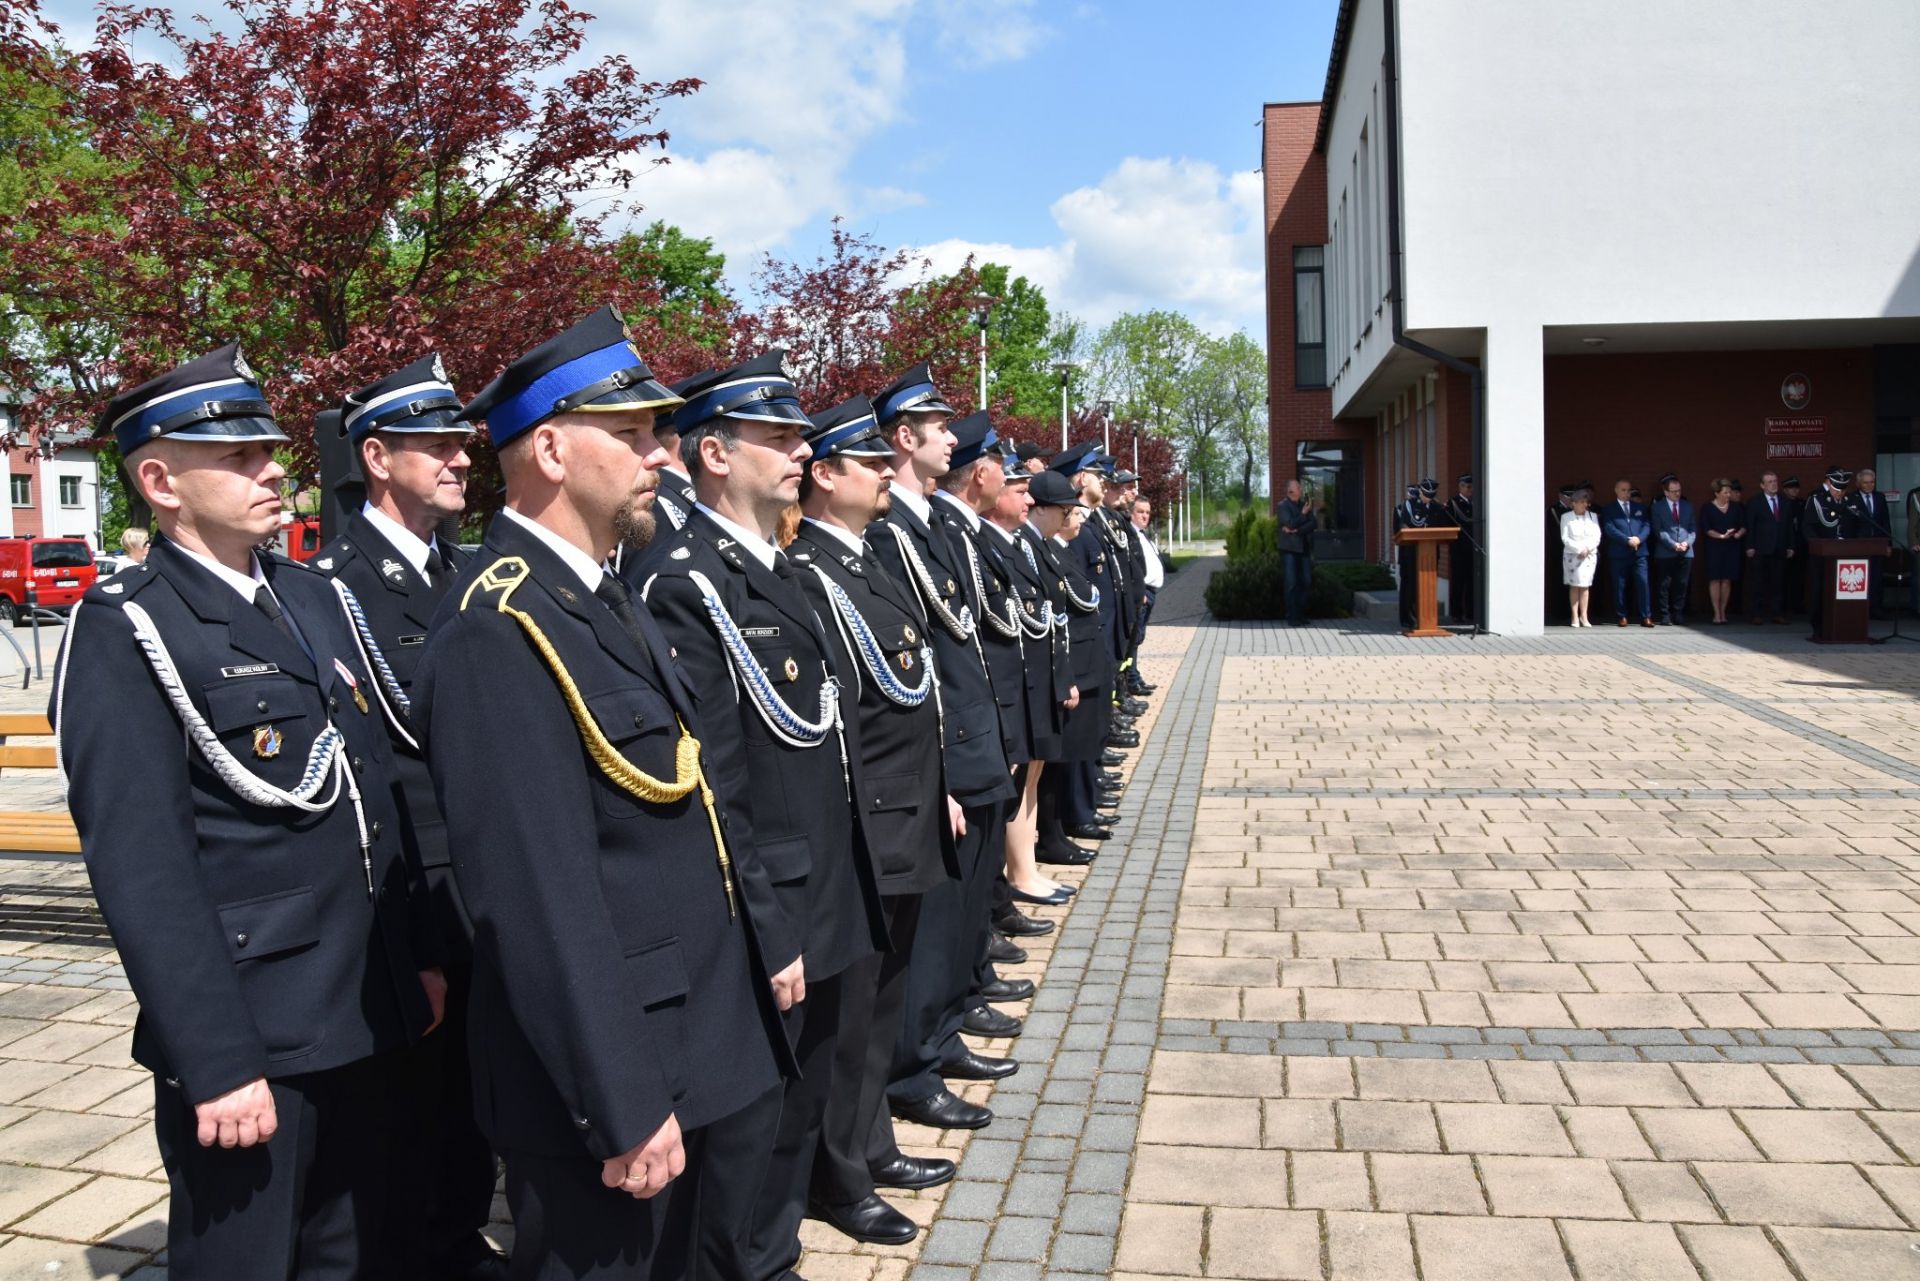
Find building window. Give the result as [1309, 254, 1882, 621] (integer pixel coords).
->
[1293, 246, 1326, 388]
[58, 476, 80, 507]
[9, 476, 28, 507]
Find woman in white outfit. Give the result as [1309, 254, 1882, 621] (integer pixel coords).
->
[1559, 489, 1601, 626]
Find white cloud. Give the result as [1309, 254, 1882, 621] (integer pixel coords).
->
[928, 0, 1052, 68]
[908, 158, 1267, 338]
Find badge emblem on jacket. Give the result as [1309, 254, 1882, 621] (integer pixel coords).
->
[252, 725, 282, 759]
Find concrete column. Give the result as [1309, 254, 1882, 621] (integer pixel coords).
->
[1483, 322, 1545, 636]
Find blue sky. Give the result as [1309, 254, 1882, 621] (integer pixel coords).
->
[40, 0, 1340, 337]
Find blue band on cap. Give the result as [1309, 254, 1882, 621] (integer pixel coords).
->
[950, 424, 1000, 469]
[678, 377, 804, 430]
[876, 381, 938, 422]
[810, 414, 882, 459]
[487, 342, 646, 444]
[115, 378, 265, 443]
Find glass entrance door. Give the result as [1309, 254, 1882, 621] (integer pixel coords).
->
[1297, 440, 1363, 562]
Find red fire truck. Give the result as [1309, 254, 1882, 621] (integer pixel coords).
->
[0, 535, 99, 623]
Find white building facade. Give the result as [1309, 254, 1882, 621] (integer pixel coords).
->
[1304, 0, 1920, 634]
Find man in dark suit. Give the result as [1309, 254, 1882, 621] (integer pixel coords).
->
[56, 344, 441, 1280]
[1601, 478, 1654, 627]
[1274, 478, 1315, 627]
[630, 352, 888, 1275]
[1394, 482, 1446, 628]
[1782, 476, 1808, 611]
[311, 355, 500, 1280]
[1543, 484, 1573, 625]
[866, 363, 1017, 1137]
[1744, 470, 1795, 624]
[1847, 466, 1893, 617]
[417, 307, 784, 1280]
[1651, 474, 1696, 624]
[1446, 474, 1476, 625]
[784, 395, 963, 1254]
[1059, 444, 1126, 826]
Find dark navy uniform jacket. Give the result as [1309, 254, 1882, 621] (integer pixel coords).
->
[995, 522, 1070, 760]
[869, 494, 1015, 808]
[312, 510, 473, 943]
[787, 521, 959, 900]
[631, 508, 885, 986]
[1065, 514, 1123, 668]
[1097, 505, 1147, 651]
[1035, 529, 1110, 759]
[54, 540, 433, 1105]
[414, 515, 781, 1160]
[931, 493, 1031, 767]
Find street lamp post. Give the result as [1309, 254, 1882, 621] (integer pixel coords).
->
[1050, 361, 1077, 451]
[1095, 400, 1113, 457]
[972, 302, 992, 411]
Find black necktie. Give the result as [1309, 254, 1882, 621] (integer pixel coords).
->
[595, 572, 648, 647]
[253, 585, 296, 642]
[422, 545, 445, 586]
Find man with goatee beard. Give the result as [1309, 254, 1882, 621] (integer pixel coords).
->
[414, 307, 786, 1281]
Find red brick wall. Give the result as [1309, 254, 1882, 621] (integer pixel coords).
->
[1263, 103, 1361, 511]
[1544, 348, 1873, 506]
[1438, 364, 1475, 581]
[1545, 347, 1873, 613]
[5, 448, 41, 537]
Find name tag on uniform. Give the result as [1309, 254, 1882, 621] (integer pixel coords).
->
[741, 626, 780, 639]
[221, 663, 280, 678]
[398, 634, 427, 646]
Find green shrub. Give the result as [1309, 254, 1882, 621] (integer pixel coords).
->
[1205, 552, 1352, 621]
[1224, 507, 1278, 564]
[1315, 561, 1394, 592]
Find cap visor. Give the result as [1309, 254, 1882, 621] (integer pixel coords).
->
[163, 417, 293, 445]
[725, 401, 813, 427]
[360, 408, 470, 437]
[569, 378, 685, 413]
[835, 435, 896, 458]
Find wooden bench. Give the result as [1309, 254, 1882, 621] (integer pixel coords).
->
[0, 712, 80, 853]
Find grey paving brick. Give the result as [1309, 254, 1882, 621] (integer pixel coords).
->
[1832, 1030, 1894, 1048]
[1731, 1029, 1764, 1045]
[1079, 1114, 1138, 1151]
[1641, 1046, 1724, 1062]
[1687, 1028, 1739, 1045]
[1880, 1049, 1920, 1066]
[1271, 1037, 1329, 1056]
[987, 1216, 1056, 1263]
[1722, 1046, 1806, 1063]
[1332, 1039, 1380, 1056]
[921, 1220, 990, 1264]
[1049, 1234, 1115, 1273]
[1806, 1047, 1885, 1065]
[1568, 1046, 1642, 1062]
[1069, 1151, 1130, 1194]
[1449, 1043, 1519, 1060]
[1057, 1192, 1122, 1235]
[1484, 1027, 1529, 1044]
[978, 1264, 1042, 1281]
[1888, 1031, 1920, 1049]
[958, 1138, 1021, 1180]
[1283, 1021, 1348, 1039]
[1610, 1028, 1688, 1046]
[939, 1181, 1006, 1220]
[1381, 1041, 1448, 1059]
[1412, 1025, 1482, 1044]
[1759, 1028, 1834, 1047]
[1354, 1023, 1405, 1040]
[1533, 1028, 1609, 1045]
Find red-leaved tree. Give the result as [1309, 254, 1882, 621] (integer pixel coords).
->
[728, 221, 982, 411]
[1, 0, 713, 474]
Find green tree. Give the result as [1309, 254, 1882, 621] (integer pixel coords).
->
[1201, 331, 1268, 502]
[973, 263, 1057, 416]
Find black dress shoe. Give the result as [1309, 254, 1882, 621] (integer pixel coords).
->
[1130, 679, 1157, 694]
[1121, 697, 1148, 716]
[1100, 750, 1126, 766]
[981, 976, 1036, 1001]
[988, 933, 1028, 964]
[941, 1049, 1019, 1080]
[807, 1194, 919, 1244]
[1095, 810, 1120, 825]
[436, 1239, 510, 1281]
[1099, 772, 1122, 787]
[1066, 823, 1113, 841]
[963, 1005, 1024, 1037]
[891, 1087, 993, 1131]
[1011, 885, 1072, 906]
[870, 1153, 956, 1190]
[1037, 844, 1095, 866]
[993, 907, 1056, 936]
[1107, 730, 1141, 748]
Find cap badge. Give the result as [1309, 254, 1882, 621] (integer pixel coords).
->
[431, 353, 449, 384]
[621, 319, 634, 341]
[782, 657, 800, 683]
[781, 353, 799, 382]
[233, 347, 256, 383]
[252, 724, 282, 759]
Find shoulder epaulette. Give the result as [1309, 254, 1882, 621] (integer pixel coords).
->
[86, 561, 157, 603]
[308, 538, 359, 575]
[458, 556, 531, 613]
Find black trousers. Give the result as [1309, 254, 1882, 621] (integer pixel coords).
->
[691, 1074, 784, 1281]
[1399, 554, 1419, 628]
[385, 961, 498, 1273]
[1654, 557, 1692, 622]
[746, 968, 853, 1280]
[153, 1055, 399, 1281]
[502, 1128, 708, 1281]
[813, 894, 921, 1209]
[1450, 549, 1476, 623]
[1748, 551, 1787, 618]
[883, 800, 1006, 1112]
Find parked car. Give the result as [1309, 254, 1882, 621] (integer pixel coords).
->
[0, 536, 98, 623]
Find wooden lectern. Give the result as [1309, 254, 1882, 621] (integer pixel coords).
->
[1807, 537, 1887, 644]
[1393, 527, 1459, 637]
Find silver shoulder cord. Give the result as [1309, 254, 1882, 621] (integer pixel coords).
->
[810, 563, 934, 707]
[57, 598, 377, 896]
[959, 532, 1022, 640]
[887, 523, 976, 641]
[1061, 568, 1100, 613]
[1810, 496, 1839, 531]
[332, 579, 418, 752]
[684, 570, 846, 796]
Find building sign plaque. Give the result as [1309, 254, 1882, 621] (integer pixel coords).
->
[1764, 416, 1825, 460]
[1836, 559, 1870, 600]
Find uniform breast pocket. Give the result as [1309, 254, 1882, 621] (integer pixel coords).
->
[740, 640, 801, 744]
[584, 685, 683, 819]
[201, 676, 313, 780]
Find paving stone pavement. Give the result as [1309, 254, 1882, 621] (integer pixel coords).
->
[10, 562, 1920, 1279]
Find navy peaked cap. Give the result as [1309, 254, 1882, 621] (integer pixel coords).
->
[100, 343, 290, 457]
[947, 411, 1000, 469]
[341, 353, 466, 443]
[1028, 471, 1078, 507]
[873, 361, 956, 425]
[805, 394, 893, 460]
[673, 350, 809, 432]
[456, 305, 681, 446]
[1048, 441, 1103, 476]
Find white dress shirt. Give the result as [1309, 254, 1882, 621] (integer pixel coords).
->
[695, 504, 777, 571]
[498, 507, 607, 595]
[361, 503, 442, 577]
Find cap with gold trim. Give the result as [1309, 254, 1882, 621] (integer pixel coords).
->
[100, 343, 291, 457]
[456, 305, 681, 446]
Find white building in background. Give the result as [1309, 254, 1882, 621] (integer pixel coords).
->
[1268, 0, 1920, 634]
[0, 394, 105, 546]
